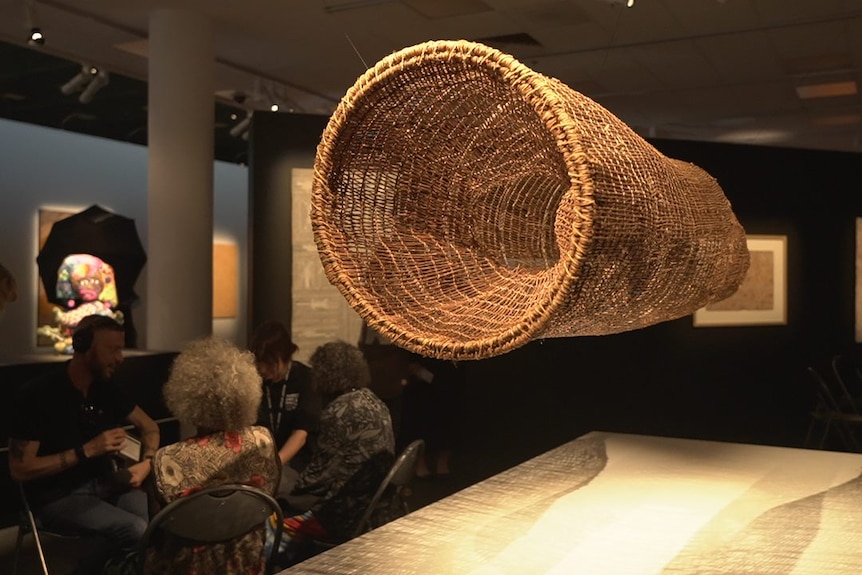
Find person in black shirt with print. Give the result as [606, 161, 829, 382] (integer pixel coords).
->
[250, 320, 321, 499]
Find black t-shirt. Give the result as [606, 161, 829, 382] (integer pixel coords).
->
[256, 361, 321, 470]
[9, 362, 136, 506]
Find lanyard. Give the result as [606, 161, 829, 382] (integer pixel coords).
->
[264, 362, 293, 432]
[265, 381, 287, 433]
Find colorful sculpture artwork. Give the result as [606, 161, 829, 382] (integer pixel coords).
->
[38, 253, 124, 353]
[56, 253, 119, 308]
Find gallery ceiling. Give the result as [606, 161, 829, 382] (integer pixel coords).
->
[1, 0, 861, 162]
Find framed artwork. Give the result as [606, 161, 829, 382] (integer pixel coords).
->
[37, 208, 76, 346]
[290, 167, 362, 364]
[693, 235, 787, 327]
[213, 242, 238, 318]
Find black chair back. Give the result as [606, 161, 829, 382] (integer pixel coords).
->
[352, 439, 425, 539]
[806, 366, 862, 452]
[139, 483, 282, 574]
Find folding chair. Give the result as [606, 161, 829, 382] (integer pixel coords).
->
[12, 483, 89, 575]
[804, 366, 862, 452]
[351, 439, 425, 539]
[293, 439, 426, 566]
[138, 483, 283, 575]
[831, 355, 862, 411]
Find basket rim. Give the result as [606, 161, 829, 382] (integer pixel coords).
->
[311, 39, 595, 359]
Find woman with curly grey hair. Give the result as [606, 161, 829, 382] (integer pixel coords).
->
[163, 337, 264, 433]
[144, 337, 281, 574]
[273, 340, 395, 565]
[310, 338, 373, 400]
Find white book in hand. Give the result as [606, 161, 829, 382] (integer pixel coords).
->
[119, 433, 142, 463]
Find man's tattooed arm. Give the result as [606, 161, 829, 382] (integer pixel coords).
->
[9, 439, 28, 462]
[8, 438, 76, 481]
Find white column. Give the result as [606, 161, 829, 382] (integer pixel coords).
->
[146, 9, 214, 351]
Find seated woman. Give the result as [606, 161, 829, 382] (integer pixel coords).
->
[144, 337, 281, 574]
[276, 340, 395, 558]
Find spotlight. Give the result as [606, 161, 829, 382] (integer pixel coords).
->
[270, 104, 279, 112]
[60, 65, 93, 95]
[229, 112, 252, 138]
[27, 27, 44, 46]
[25, 1, 44, 46]
[78, 69, 109, 104]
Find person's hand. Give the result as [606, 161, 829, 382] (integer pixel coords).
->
[85, 427, 127, 457]
[126, 460, 151, 488]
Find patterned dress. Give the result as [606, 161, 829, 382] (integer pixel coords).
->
[144, 426, 281, 575]
[292, 387, 395, 542]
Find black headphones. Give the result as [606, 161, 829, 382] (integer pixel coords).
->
[72, 315, 122, 354]
[72, 325, 94, 353]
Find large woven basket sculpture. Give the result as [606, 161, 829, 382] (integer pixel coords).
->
[312, 40, 749, 360]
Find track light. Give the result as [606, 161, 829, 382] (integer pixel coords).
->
[25, 1, 44, 46]
[60, 65, 94, 95]
[60, 65, 109, 103]
[229, 112, 252, 138]
[28, 27, 44, 46]
[60, 64, 109, 104]
[78, 69, 109, 103]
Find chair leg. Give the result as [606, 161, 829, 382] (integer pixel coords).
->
[837, 421, 862, 452]
[12, 521, 50, 575]
[818, 419, 833, 449]
[12, 522, 25, 575]
[27, 508, 51, 575]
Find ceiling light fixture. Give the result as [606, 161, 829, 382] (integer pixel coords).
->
[78, 69, 109, 103]
[60, 64, 109, 103]
[795, 81, 857, 100]
[229, 111, 253, 139]
[28, 27, 44, 46]
[25, 1, 44, 46]
[60, 64, 95, 95]
[627, 0, 635, 6]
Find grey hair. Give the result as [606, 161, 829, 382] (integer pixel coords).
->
[164, 337, 262, 431]
[310, 340, 371, 400]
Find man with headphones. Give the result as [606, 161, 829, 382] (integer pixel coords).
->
[8, 314, 160, 573]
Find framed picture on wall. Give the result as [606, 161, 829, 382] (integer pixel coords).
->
[37, 208, 76, 346]
[213, 241, 238, 318]
[693, 235, 787, 327]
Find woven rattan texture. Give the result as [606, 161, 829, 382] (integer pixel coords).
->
[312, 40, 749, 360]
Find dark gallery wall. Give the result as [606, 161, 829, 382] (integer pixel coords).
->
[248, 112, 330, 339]
[250, 112, 862, 483]
[0, 118, 250, 358]
[457, 140, 862, 478]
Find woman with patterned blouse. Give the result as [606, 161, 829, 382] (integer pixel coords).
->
[279, 340, 396, 553]
[144, 337, 281, 575]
